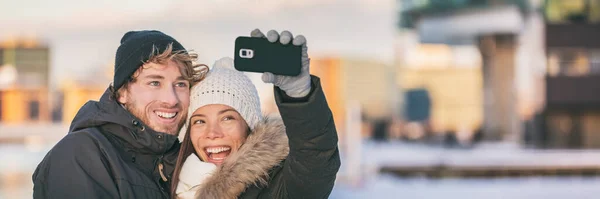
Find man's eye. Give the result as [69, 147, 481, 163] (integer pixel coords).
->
[223, 116, 234, 121]
[149, 81, 160, 86]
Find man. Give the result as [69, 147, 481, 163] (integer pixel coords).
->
[32, 30, 207, 198]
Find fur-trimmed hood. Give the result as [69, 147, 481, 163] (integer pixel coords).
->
[178, 116, 289, 199]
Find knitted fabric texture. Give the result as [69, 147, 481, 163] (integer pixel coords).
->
[187, 57, 262, 131]
[113, 30, 185, 90]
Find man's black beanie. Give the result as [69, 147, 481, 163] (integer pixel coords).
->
[113, 30, 186, 90]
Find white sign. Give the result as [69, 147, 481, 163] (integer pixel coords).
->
[0, 64, 17, 89]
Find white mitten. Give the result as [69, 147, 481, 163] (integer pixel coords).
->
[251, 29, 312, 98]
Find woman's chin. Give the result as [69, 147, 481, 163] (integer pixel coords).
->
[205, 158, 225, 166]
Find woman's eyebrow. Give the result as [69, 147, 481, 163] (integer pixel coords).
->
[190, 114, 205, 118]
[219, 108, 237, 114]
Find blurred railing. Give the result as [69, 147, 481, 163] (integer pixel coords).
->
[548, 61, 600, 77]
[381, 165, 600, 178]
[0, 124, 67, 144]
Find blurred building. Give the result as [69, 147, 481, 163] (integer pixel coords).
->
[59, 82, 107, 125]
[400, 44, 483, 140]
[537, 0, 600, 149]
[58, 63, 112, 125]
[306, 56, 399, 139]
[398, 0, 545, 143]
[0, 38, 52, 124]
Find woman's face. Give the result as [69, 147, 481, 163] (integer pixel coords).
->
[189, 104, 249, 166]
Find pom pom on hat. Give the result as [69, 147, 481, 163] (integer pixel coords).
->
[212, 57, 236, 70]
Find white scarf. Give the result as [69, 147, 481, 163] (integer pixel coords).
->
[176, 154, 217, 199]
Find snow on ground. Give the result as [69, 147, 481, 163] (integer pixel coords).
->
[331, 174, 600, 199]
[330, 140, 600, 199]
[356, 140, 600, 168]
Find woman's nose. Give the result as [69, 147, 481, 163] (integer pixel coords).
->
[205, 124, 224, 139]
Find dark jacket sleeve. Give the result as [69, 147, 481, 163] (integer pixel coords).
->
[32, 131, 119, 199]
[274, 75, 341, 199]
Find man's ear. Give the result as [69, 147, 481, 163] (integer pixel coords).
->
[117, 88, 128, 104]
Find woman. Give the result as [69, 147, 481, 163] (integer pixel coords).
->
[170, 29, 340, 199]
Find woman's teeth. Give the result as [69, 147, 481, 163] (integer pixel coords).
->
[205, 147, 232, 162]
[206, 147, 231, 154]
[156, 111, 177, 119]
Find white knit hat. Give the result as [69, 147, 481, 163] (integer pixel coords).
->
[185, 57, 262, 133]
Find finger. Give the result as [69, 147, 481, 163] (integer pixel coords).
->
[292, 35, 307, 46]
[280, 30, 293, 45]
[266, 30, 279, 43]
[251, 28, 266, 38]
[261, 72, 276, 83]
[293, 35, 309, 59]
[302, 58, 310, 73]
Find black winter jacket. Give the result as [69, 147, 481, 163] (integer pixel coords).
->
[32, 88, 181, 198]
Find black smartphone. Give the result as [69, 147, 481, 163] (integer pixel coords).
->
[234, 36, 302, 76]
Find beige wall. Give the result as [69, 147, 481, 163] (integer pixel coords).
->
[61, 86, 105, 124]
[0, 87, 50, 124]
[400, 67, 483, 134]
[340, 59, 398, 120]
[310, 57, 398, 138]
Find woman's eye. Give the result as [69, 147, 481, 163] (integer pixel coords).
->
[192, 119, 205, 125]
[223, 116, 234, 121]
[149, 81, 160, 86]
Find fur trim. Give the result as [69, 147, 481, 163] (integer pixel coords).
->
[194, 117, 289, 199]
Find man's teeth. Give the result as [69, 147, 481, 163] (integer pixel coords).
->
[156, 111, 177, 119]
[206, 147, 231, 154]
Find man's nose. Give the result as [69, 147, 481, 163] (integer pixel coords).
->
[160, 86, 179, 106]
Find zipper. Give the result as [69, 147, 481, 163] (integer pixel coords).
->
[158, 161, 168, 182]
[155, 156, 169, 198]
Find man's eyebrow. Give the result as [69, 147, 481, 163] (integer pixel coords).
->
[143, 74, 165, 79]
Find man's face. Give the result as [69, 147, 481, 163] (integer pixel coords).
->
[118, 60, 190, 135]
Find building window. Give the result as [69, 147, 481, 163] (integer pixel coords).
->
[0, 92, 3, 121]
[29, 100, 39, 121]
[547, 48, 600, 76]
[545, 0, 600, 24]
[51, 93, 63, 123]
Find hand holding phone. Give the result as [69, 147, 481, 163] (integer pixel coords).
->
[240, 29, 312, 98]
[234, 36, 302, 76]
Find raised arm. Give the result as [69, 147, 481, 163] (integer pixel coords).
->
[252, 28, 341, 198]
[274, 75, 341, 199]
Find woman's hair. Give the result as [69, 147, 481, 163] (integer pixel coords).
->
[171, 124, 195, 199]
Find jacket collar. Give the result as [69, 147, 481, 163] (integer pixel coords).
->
[189, 117, 290, 198]
[69, 87, 180, 154]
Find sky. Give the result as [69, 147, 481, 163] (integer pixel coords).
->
[0, 0, 398, 90]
